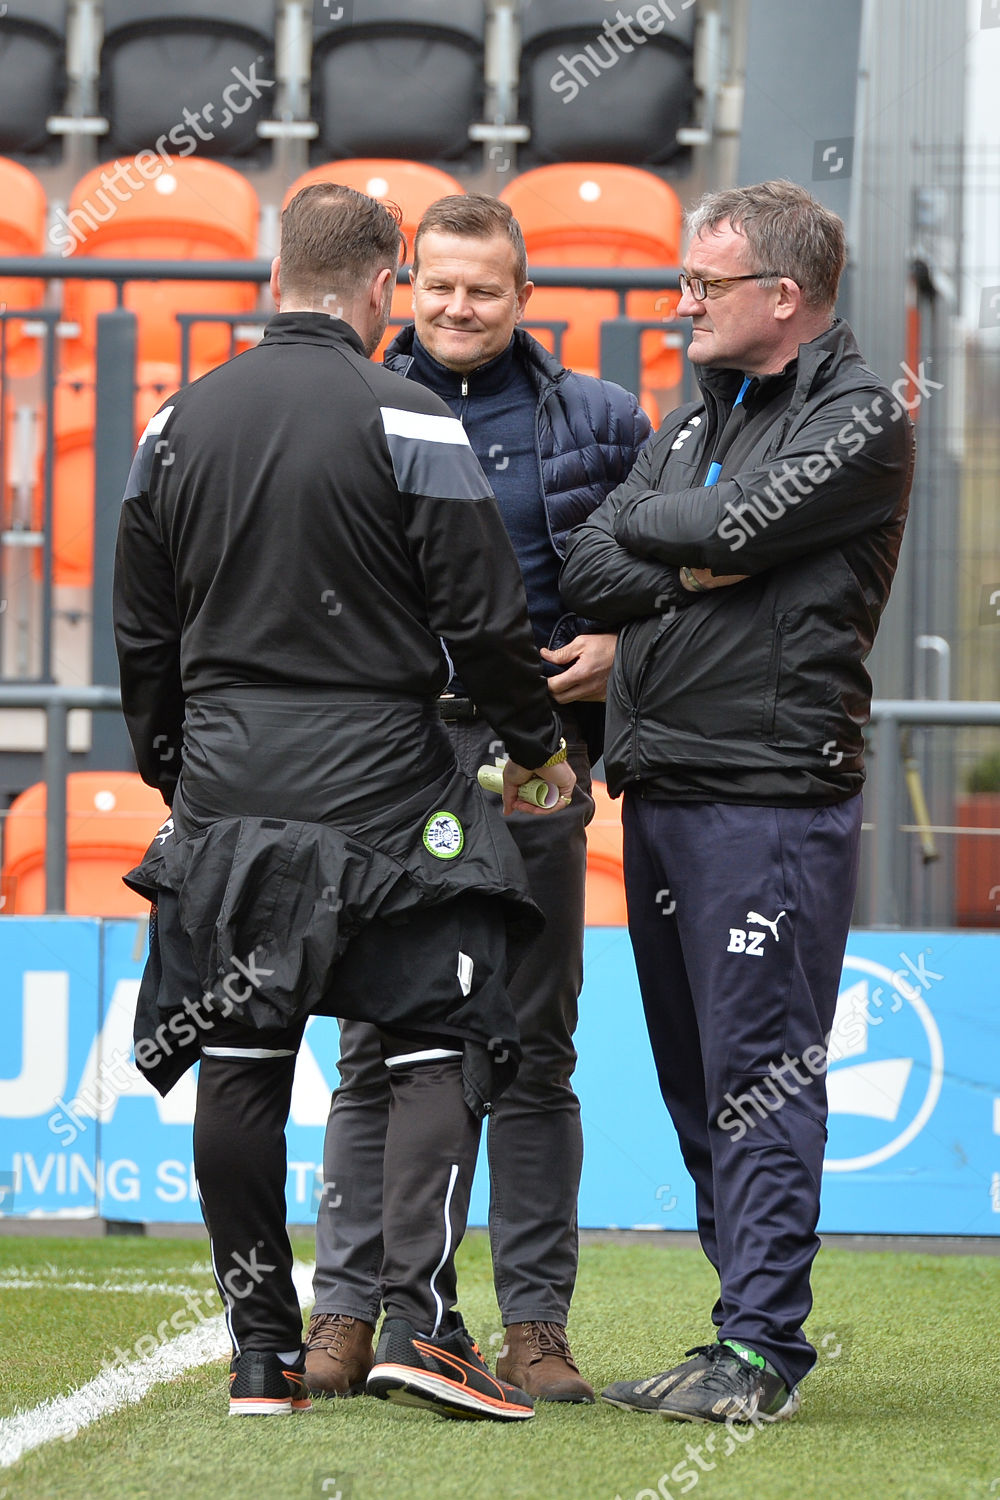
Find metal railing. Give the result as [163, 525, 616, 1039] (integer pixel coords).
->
[1, 685, 998, 922]
[866, 700, 1000, 926]
[0, 684, 122, 912]
[0, 256, 682, 293]
[0, 255, 685, 399]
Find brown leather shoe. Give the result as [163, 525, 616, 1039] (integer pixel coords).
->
[495, 1322, 595, 1403]
[304, 1312, 375, 1396]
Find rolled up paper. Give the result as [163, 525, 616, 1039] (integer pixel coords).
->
[477, 763, 561, 809]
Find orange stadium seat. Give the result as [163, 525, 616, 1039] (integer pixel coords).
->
[43, 362, 180, 587]
[0, 156, 47, 376]
[501, 164, 683, 392]
[585, 780, 627, 926]
[284, 160, 465, 246]
[1, 772, 168, 915]
[284, 160, 465, 359]
[60, 157, 260, 369]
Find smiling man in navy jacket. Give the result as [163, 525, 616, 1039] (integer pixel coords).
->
[307, 194, 651, 1403]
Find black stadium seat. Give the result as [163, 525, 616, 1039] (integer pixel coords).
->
[310, 0, 485, 162]
[519, 0, 696, 166]
[100, 0, 276, 161]
[0, 0, 66, 156]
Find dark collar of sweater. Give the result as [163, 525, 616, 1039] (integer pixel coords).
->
[408, 332, 525, 399]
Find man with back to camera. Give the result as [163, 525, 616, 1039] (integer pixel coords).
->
[113, 182, 578, 1422]
[305, 194, 652, 1403]
[560, 180, 913, 1424]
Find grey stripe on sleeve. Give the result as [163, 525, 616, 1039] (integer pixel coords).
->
[381, 406, 493, 501]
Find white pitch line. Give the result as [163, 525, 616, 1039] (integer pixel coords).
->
[0, 1260, 315, 1471]
[0, 1279, 205, 1295]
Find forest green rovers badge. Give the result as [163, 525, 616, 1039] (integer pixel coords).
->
[422, 810, 464, 859]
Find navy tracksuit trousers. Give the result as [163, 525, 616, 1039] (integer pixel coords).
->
[622, 791, 862, 1389]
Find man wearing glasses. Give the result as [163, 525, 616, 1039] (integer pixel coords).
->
[561, 181, 913, 1425]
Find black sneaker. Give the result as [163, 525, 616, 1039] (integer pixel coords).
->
[367, 1316, 535, 1421]
[606, 1340, 799, 1425]
[602, 1346, 716, 1412]
[228, 1348, 312, 1416]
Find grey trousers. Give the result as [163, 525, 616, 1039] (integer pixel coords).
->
[312, 712, 593, 1327]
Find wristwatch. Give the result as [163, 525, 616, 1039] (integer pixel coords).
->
[680, 565, 709, 593]
[540, 737, 568, 768]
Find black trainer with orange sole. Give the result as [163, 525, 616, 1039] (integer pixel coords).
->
[228, 1348, 312, 1416]
[367, 1316, 535, 1422]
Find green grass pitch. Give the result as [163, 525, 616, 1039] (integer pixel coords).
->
[2, 1232, 999, 1500]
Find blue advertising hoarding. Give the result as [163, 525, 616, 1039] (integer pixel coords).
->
[0, 919, 102, 1218]
[1, 919, 998, 1233]
[568, 928, 1000, 1236]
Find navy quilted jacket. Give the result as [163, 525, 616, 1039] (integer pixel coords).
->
[386, 324, 652, 581]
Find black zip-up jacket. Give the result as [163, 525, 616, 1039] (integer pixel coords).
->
[114, 312, 562, 804]
[560, 319, 914, 804]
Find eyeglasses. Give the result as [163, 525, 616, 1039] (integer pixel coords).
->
[678, 271, 781, 300]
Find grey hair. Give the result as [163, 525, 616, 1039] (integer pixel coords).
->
[686, 180, 846, 310]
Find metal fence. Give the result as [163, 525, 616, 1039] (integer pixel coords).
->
[0, 254, 685, 675]
[1, 256, 998, 927]
[0, 684, 122, 912]
[0, 254, 688, 799]
[0, 683, 997, 930]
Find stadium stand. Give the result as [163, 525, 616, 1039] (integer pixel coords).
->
[517, 0, 696, 166]
[501, 162, 683, 389]
[59, 157, 260, 369]
[45, 362, 180, 588]
[284, 158, 465, 242]
[311, 1, 486, 163]
[1, 771, 167, 915]
[283, 159, 465, 356]
[99, 0, 276, 161]
[584, 780, 627, 926]
[0, 0, 67, 158]
[0, 157, 47, 377]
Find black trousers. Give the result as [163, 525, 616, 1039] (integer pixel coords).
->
[622, 792, 862, 1389]
[195, 896, 506, 1352]
[312, 711, 593, 1327]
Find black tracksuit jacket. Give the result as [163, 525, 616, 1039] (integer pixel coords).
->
[113, 313, 568, 1104]
[114, 311, 562, 804]
[560, 320, 915, 804]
